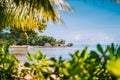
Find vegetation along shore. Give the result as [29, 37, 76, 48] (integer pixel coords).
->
[0, 0, 120, 80]
[0, 33, 73, 48]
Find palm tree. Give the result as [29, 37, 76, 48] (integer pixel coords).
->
[0, 0, 72, 34]
[0, 0, 119, 35]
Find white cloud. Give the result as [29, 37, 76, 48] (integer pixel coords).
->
[75, 34, 81, 41]
[72, 31, 114, 44]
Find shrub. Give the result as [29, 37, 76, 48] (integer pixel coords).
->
[0, 44, 20, 79]
[20, 43, 120, 80]
[0, 43, 120, 80]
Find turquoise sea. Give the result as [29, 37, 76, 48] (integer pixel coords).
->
[9, 44, 107, 63]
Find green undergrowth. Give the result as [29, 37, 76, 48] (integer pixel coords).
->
[0, 43, 120, 80]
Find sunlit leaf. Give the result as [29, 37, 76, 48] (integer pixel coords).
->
[107, 59, 120, 77]
[0, 0, 72, 35]
[26, 52, 33, 61]
[80, 46, 88, 59]
[62, 68, 69, 76]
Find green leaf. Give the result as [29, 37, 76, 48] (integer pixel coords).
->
[90, 51, 100, 60]
[107, 45, 115, 60]
[116, 46, 120, 58]
[72, 66, 82, 75]
[64, 62, 70, 68]
[97, 44, 104, 54]
[26, 52, 33, 61]
[24, 62, 30, 67]
[107, 59, 120, 77]
[62, 68, 69, 76]
[111, 43, 115, 54]
[36, 50, 43, 60]
[75, 50, 80, 58]
[70, 50, 80, 62]
[80, 46, 87, 58]
[5, 45, 9, 54]
[58, 56, 65, 64]
[50, 57, 57, 62]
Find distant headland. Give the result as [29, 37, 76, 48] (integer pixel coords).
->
[10, 42, 73, 48]
[0, 33, 73, 48]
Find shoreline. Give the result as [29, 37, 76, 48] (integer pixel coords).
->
[10, 45, 73, 48]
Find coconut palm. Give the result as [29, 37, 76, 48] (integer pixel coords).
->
[0, 0, 119, 35]
[0, 0, 72, 34]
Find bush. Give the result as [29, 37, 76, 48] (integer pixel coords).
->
[20, 43, 120, 80]
[0, 44, 20, 79]
[0, 43, 120, 79]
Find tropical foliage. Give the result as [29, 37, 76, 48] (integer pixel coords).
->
[0, 0, 72, 38]
[0, 43, 120, 79]
[0, 32, 65, 46]
[0, 0, 120, 80]
[0, 44, 19, 79]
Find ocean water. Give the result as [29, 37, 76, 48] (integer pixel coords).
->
[9, 44, 107, 63]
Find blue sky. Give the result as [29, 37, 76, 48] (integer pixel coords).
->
[42, 0, 120, 45]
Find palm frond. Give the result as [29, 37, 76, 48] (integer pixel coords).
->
[0, 0, 72, 33]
